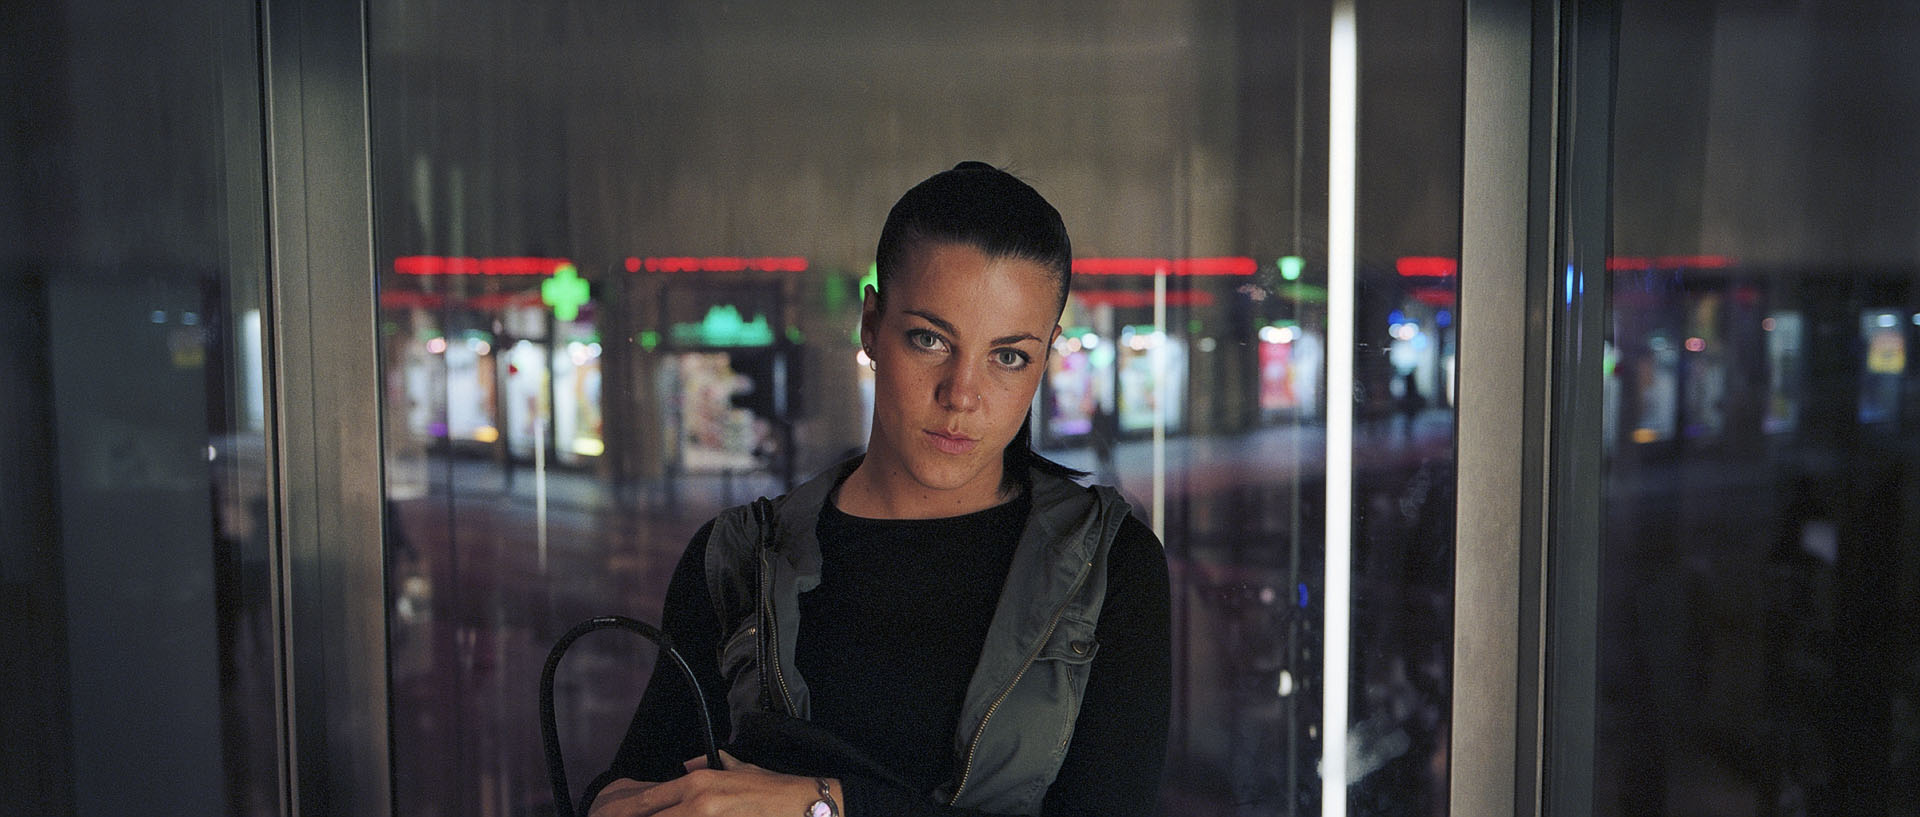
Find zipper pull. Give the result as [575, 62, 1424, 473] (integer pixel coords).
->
[752, 497, 780, 552]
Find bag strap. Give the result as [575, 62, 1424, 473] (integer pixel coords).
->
[540, 615, 723, 817]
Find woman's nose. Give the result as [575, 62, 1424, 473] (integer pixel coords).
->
[936, 363, 982, 411]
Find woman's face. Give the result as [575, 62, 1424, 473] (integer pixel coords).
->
[860, 241, 1062, 509]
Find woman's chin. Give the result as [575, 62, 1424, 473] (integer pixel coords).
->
[902, 456, 999, 497]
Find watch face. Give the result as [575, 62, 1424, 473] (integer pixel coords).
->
[807, 800, 833, 817]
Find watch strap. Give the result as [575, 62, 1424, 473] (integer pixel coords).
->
[805, 777, 839, 817]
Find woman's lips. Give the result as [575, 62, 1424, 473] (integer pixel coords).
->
[925, 429, 978, 455]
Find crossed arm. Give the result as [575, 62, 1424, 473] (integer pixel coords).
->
[586, 515, 1170, 817]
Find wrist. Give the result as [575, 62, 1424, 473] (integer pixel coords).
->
[804, 776, 842, 817]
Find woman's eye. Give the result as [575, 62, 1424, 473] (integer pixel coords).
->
[907, 330, 945, 351]
[994, 349, 1031, 369]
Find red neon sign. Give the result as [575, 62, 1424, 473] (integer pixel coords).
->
[393, 256, 573, 276]
[1072, 257, 1256, 277]
[380, 291, 446, 309]
[467, 292, 546, 310]
[1396, 256, 1458, 277]
[1604, 255, 1734, 271]
[635, 256, 809, 273]
[378, 291, 547, 310]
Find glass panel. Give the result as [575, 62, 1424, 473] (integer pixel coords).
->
[1601, 3, 1920, 814]
[2, 0, 278, 815]
[370, 4, 1459, 814]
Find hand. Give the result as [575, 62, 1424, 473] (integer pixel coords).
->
[586, 751, 843, 817]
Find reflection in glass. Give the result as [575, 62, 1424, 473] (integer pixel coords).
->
[1600, 2, 1920, 814]
[3, 0, 278, 813]
[371, 3, 1459, 814]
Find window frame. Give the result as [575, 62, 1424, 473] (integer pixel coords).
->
[262, 0, 392, 813]
[1453, 1, 1611, 816]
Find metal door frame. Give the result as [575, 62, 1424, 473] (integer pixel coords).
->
[1453, 1, 1613, 816]
[261, 0, 391, 814]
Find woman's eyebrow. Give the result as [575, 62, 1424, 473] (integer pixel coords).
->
[990, 331, 1045, 346]
[904, 309, 1043, 346]
[903, 309, 956, 336]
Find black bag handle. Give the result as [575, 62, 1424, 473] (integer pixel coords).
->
[539, 615, 723, 817]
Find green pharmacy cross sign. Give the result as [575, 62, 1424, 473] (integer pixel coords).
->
[542, 263, 591, 322]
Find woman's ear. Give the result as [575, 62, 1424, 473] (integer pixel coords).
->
[859, 284, 880, 351]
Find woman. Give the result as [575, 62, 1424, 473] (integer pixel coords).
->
[588, 162, 1170, 817]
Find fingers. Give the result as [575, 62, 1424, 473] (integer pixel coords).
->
[592, 765, 817, 817]
[683, 749, 762, 774]
[584, 778, 659, 817]
[589, 762, 748, 817]
[593, 773, 720, 817]
[597, 768, 732, 817]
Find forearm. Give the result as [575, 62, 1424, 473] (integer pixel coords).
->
[582, 758, 842, 817]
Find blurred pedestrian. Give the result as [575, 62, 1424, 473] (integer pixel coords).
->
[1397, 371, 1426, 439]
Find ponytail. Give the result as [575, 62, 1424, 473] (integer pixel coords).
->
[1002, 415, 1090, 492]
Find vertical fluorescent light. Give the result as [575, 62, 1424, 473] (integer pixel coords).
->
[1324, 2, 1357, 816]
[1151, 268, 1168, 541]
[242, 309, 266, 431]
[536, 416, 549, 573]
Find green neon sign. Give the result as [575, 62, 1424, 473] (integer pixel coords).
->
[671, 305, 775, 347]
[1278, 256, 1305, 281]
[1276, 282, 1328, 302]
[541, 263, 590, 322]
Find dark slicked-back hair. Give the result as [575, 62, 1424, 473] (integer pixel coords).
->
[874, 161, 1073, 312]
[871, 162, 1086, 488]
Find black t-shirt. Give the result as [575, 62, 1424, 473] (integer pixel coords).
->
[602, 486, 1170, 817]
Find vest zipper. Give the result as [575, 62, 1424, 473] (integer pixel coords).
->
[948, 561, 1092, 806]
[760, 546, 798, 714]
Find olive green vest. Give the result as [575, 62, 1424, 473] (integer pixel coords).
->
[703, 458, 1130, 815]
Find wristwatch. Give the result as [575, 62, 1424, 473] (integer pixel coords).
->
[805, 777, 840, 817]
